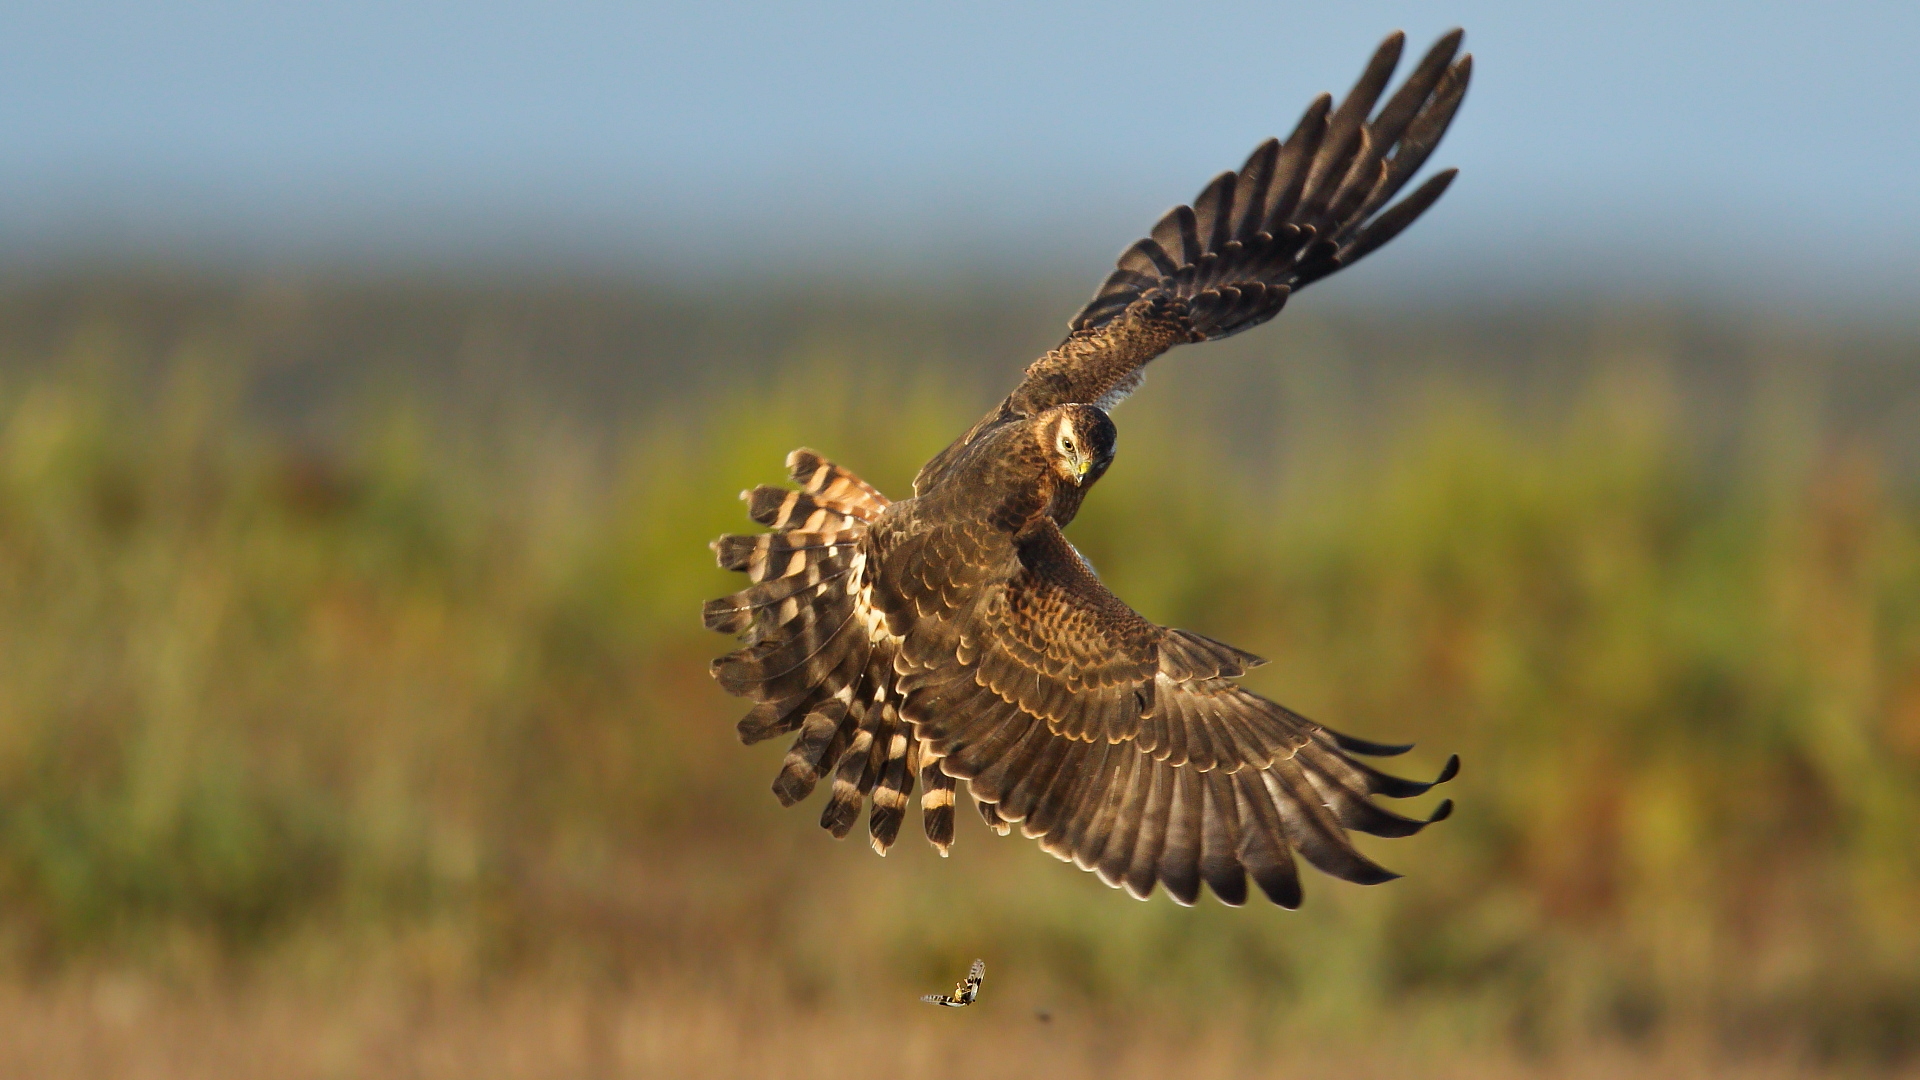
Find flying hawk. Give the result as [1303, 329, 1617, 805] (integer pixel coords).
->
[706, 29, 1468, 908]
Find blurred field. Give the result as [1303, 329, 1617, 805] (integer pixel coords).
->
[1, 275, 1918, 1077]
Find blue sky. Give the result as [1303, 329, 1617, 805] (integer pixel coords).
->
[2, 1, 1916, 303]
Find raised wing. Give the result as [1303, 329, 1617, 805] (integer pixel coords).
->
[895, 519, 1454, 907]
[1005, 29, 1471, 419]
[921, 958, 986, 1007]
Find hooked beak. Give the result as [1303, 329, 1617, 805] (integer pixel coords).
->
[1074, 456, 1094, 484]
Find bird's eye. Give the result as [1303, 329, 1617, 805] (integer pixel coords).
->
[1063, 438, 1075, 453]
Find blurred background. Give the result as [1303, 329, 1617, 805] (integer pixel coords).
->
[1, 2, 1918, 1077]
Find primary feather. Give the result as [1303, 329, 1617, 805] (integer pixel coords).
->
[706, 30, 1468, 905]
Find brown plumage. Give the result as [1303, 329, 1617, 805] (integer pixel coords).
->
[707, 30, 1469, 906]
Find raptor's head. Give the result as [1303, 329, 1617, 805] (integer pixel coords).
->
[1037, 404, 1116, 488]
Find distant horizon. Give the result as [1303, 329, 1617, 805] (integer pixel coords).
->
[3, 247, 1916, 323]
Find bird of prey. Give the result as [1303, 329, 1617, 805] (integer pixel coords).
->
[921, 959, 987, 1008]
[706, 29, 1468, 908]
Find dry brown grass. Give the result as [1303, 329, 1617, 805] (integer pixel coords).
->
[3, 282, 1920, 1074]
[2, 968, 1906, 1080]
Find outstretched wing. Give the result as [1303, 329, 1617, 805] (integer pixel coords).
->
[1005, 29, 1471, 418]
[896, 519, 1454, 907]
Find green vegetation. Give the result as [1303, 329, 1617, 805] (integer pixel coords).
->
[1, 282, 1918, 1065]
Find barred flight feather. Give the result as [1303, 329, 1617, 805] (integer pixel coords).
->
[704, 30, 1470, 907]
[921, 762, 957, 855]
[712, 451, 964, 856]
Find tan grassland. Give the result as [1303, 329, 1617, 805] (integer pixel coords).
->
[0, 281, 1917, 1076]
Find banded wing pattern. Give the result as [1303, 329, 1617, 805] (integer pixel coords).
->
[706, 450, 960, 855]
[891, 516, 1457, 909]
[921, 959, 986, 1008]
[704, 29, 1469, 908]
[1000, 30, 1471, 425]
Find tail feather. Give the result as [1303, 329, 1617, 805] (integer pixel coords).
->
[737, 689, 822, 746]
[712, 450, 969, 856]
[702, 565, 856, 637]
[820, 693, 886, 837]
[743, 485, 867, 532]
[867, 709, 918, 854]
[922, 761, 956, 856]
[713, 530, 861, 583]
[773, 699, 853, 806]
[787, 448, 887, 520]
[708, 598, 859, 701]
[765, 626, 874, 801]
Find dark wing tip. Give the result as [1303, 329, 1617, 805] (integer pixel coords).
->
[1207, 868, 1249, 907]
[1164, 878, 1202, 907]
[1328, 729, 1416, 757]
[1436, 754, 1461, 784]
[1366, 29, 1407, 68]
[1261, 875, 1305, 909]
[1427, 797, 1455, 824]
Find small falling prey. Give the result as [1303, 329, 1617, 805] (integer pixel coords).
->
[921, 959, 985, 1008]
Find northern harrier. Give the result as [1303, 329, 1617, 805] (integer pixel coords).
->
[706, 30, 1468, 908]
